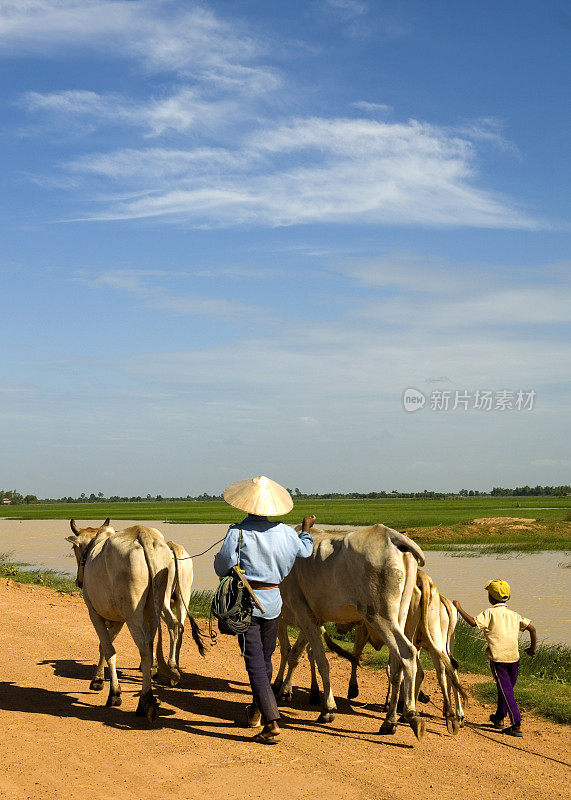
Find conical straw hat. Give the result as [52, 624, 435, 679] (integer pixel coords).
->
[223, 475, 293, 516]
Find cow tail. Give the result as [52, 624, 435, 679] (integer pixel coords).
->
[386, 529, 425, 567]
[439, 594, 460, 671]
[137, 530, 180, 684]
[321, 627, 359, 665]
[419, 572, 467, 703]
[167, 541, 206, 658]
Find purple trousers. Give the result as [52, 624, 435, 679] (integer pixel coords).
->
[490, 660, 521, 725]
[238, 616, 280, 724]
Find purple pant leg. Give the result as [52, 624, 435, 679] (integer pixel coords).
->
[490, 660, 521, 725]
[239, 616, 280, 724]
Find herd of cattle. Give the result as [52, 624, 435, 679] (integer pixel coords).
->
[65, 519, 467, 741]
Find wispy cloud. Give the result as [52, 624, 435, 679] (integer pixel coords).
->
[59, 117, 542, 229]
[80, 268, 263, 319]
[0, 1, 279, 90]
[20, 88, 241, 137]
[351, 100, 392, 115]
[319, 0, 410, 40]
[339, 254, 571, 328]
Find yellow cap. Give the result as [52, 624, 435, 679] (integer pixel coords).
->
[484, 579, 511, 602]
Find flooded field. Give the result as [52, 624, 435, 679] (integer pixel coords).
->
[1, 519, 569, 645]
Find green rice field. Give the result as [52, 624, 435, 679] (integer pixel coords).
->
[1, 495, 570, 527]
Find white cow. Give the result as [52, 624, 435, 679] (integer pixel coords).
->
[319, 570, 466, 733]
[66, 519, 204, 723]
[277, 524, 426, 741]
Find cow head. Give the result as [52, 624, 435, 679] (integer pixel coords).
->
[65, 517, 111, 566]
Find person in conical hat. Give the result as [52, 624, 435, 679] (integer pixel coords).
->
[214, 476, 316, 744]
[453, 580, 536, 738]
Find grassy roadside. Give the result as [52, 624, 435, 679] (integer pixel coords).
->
[0, 553, 79, 594]
[2, 563, 568, 725]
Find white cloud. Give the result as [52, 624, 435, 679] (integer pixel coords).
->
[60, 117, 542, 229]
[351, 101, 392, 115]
[0, 1, 278, 90]
[82, 268, 263, 319]
[21, 88, 240, 136]
[340, 254, 571, 328]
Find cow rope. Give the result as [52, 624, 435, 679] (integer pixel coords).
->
[167, 537, 226, 561]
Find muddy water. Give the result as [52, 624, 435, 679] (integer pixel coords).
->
[1, 519, 569, 645]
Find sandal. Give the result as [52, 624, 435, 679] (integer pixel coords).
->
[253, 731, 280, 745]
[502, 725, 523, 738]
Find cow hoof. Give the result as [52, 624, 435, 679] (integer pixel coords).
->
[417, 690, 430, 704]
[136, 690, 160, 724]
[317, 711, 335, 723]
[278, 689, 293, 703]
[106, 692, 122, 707]
[459, 717, 465, 728]
[308, 689, 320, 706]
[409, 716, 425, 742]
[446, 716, 460, 735]
[347, 683, 359, 700]
[272, 680, 282, 696]
[89, 679, 104, 692]
[379, 720, 397, 735]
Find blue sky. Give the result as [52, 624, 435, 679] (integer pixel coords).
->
[1, 0, 569, 496]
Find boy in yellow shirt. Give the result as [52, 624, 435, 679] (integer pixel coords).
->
[453, 579, 536, 737]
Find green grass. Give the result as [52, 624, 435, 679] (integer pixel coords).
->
[2, 496, 571, 526]
[0, 553, 79, 594]
[2, 497, 571, 549]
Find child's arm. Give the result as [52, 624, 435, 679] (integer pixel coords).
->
[452, 600, 477, 627]
[524, 623, 537, 656]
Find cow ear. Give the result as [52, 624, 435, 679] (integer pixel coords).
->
[70, 519, 79, 535]
[65, 535, 77, 544]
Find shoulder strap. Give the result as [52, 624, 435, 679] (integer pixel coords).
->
[237, 527, 242, 569]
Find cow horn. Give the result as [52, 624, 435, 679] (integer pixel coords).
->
[70, 519, 79, 536]
[103, 517, 110, 527]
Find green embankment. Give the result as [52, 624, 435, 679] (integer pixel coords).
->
[2, 496, 571, 549]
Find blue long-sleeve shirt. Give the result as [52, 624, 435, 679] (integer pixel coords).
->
[214, 514, 313, 619]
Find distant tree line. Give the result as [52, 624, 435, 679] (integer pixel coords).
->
[2, 485, 569, 505]
[490, 485, 570, 497]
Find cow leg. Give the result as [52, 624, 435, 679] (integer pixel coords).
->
[161, 604, 182, 683]
[86, 609, 123, 707]
[277, 630, 308, 703]
[90, 648, 106, 691]
[128, 621, 160, 724]
[295, 612, 336, 723]
[448, 628, 465, 727]
[428, 648, 456, 733]
[415, 652, 425, 703]
[272, 617, 290, 695]
[348, 623, 368, 700]
[307, 645, 320, 706]
[367, 616, 424, 741]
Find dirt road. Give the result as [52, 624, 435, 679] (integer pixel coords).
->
[0, 579, 568, 800]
